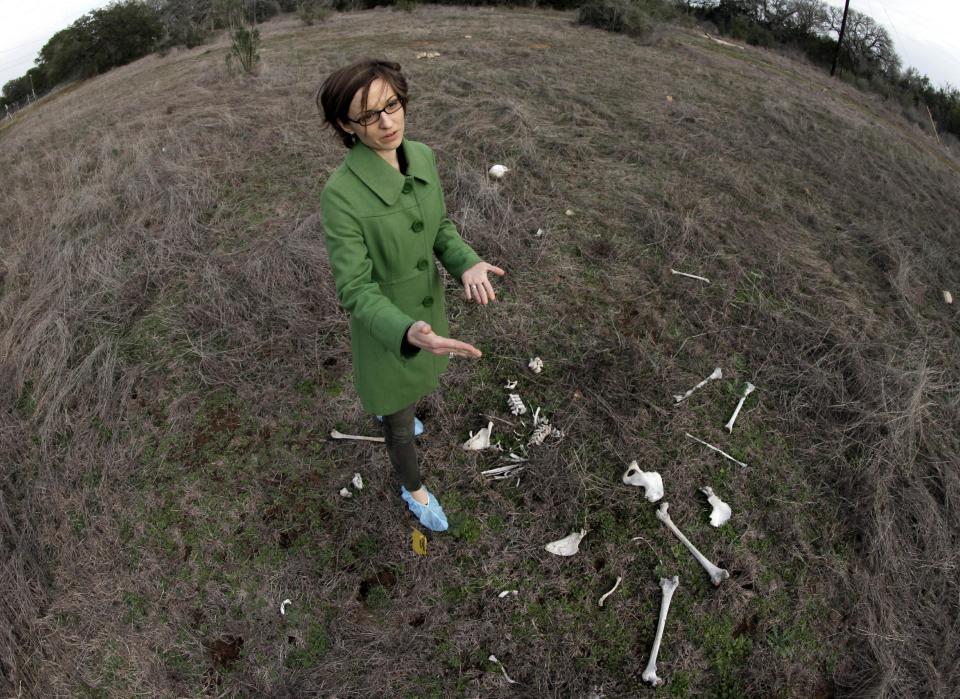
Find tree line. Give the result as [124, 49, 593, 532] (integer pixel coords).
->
[3, 0, 959, 141]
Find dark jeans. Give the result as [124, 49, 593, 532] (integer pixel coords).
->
[381, 402, 420, 491]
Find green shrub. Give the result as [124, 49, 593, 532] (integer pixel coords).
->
[577, 0, 675, 39]
[394, 0, 417, 11]
[297, 0, 331, 25]
[226, 25, 261, 75]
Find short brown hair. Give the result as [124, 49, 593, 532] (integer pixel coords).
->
[317, 58, 409, 149]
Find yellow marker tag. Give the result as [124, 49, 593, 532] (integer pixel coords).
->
[412, 527, 428, 556]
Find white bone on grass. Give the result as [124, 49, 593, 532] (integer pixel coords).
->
[673, 367, 722, 403]
[724, 382, 756, 432]
[685, 432, 748, 468]
[532, 406, 542, 426]
[504, 379, 518, 389]
[528, 422, 557, 446]
[462, 421, 494, 451]
[598, 576, 623, 607]
[621, 461, 664, 502]
[339, 487, 352, 498]
[701, 486, 732, 527]
[488, 655, 519, 684]
[944, 290, 954, 304]
[535, 228, 544, 237]
[656, 503, 729, 586]
[641, 575, 679, 686]
[488, 164, 510, 179]
[669, 268, 711, 283]
[330, 429, 385, 443]
[545, 529, 587, 556]
[351, 473, 363, 490]
[498, 589, 518, 598]
[507, 394, 527, 416]
[280, 599, 292, 615]
[528, 357, 543, 374]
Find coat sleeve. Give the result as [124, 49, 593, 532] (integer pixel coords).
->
[428, 147, 483, 281]
[321, 185, 419, 360]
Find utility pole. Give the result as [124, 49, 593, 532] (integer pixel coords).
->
[831, 0, 851, 77]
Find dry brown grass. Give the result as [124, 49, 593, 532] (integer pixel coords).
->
[1, 5, 958, 697]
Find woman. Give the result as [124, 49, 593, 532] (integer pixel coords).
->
[317, 58, 505, 532]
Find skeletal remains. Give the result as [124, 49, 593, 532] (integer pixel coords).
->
[598, 576, 623, 607]
[488, 655, 519, 684]
[488, 164, 510, 179]
[330, 429, 384, 443]
[642, 575, 679, 686]
[462, 421, 494, 451]
[673, 367, 722, 403]
[507, 394, 527, 416]
[656, 503, 729, 586]
[545, 529, 587, 556]
[621, 461, 664, 502]
[351, 473, 363, 490]
[528, 357, 543, 374]
[685, 432, 748, 469]
[669, 268, 710, 284]
[701, 486, 731, 527]
[724, 382, 756, 432]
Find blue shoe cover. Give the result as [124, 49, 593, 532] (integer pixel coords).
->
[376, 415, 424, 436]
[400, 486, 448, 532]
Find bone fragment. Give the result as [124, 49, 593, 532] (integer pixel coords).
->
[670, 268, 711, 284]
[642, 575, 679, 686]
[488, 655, 519, 684]
[528, 421, 560, 446]
[462, 421, 494, 451]
[545, 529, 587, 556]
[529, 357, 543, 374]
[280, 599, 292, 615]
[415, 51, 441, 59]
[504, 379, 518, 389]
[656, 503, 729, 586]
[488, 164, 510, 179]
[351, 473, 364, 490]
[565, 208, 575, 216]
[330, 429, 385, 443]
[673, 367, 722, 403]
[481, 464, 525, 479]
[621, 461, 664, 502]
[535, 228, 544, 237]
[945, 290, 954, 304]
[532, 406, 542, 426]
[724, 382, 756, 432]
[685, 432, 748, 468]
[507, 394, 527, 416]
[498, 589, 518, 598]
[339, 487, 352, 498]
[598, 575, 623, 607]
[701, 486, 732, 527]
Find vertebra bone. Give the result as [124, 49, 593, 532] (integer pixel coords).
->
[724, 382, 756, 432]
[507, 394, 527, 416]
[528, 356, 543, 373]
[701, 486, 731, 527]
[621, 461, 664, 502]
[673, 367, 722, 403]
[656, 503, 729, 586]
[642, 575, 679, 686]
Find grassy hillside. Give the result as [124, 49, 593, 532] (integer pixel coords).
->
[1, 5, 958, 697]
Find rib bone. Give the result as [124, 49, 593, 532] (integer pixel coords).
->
[685, 433, 748, 468]
[598, 575, 623, 607]
[669, 268, 710, 283]
[642, 575, 679, 686]
[673, 367, 722, 403]
[656, 503, 729, 586]
[724, 382, 756, 432]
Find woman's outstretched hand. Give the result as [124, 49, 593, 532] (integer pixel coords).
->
[462, 261, 506, 305]
[406, 320, 481, 358]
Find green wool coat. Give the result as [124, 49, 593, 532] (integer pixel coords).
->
[320, 138, 483, 416]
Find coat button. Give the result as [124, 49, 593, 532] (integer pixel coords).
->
[411, 220, 424, 233]
[402, 182, 412, 194]
[417, 259, 428, 271]
[422, 296, 434, 307]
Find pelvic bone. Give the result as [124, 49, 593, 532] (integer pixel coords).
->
[621, 461, 664, 502]
[656, 503, 730, 586]
[642, 575, 679, 686]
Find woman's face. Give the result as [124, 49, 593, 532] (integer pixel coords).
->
[339, 78, 405, 153]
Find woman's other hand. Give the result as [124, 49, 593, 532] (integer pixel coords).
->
[462, 262, 506, 305]
[406, 321, 481, 358]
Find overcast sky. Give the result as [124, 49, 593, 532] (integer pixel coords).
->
[1, 0, 958, 91]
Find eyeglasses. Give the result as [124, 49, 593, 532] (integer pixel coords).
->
[347, 95, 407, 127]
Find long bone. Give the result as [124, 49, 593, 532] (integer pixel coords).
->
[330, 429, 385, 443]
[724, 382, 756, 432]
[685, 432, 748, 469]
[673, 367, 722, 403]
[655, 503, 730, 586]
[642, 575, 679, 686]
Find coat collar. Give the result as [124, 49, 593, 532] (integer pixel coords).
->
[345, 138, 433, 206]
